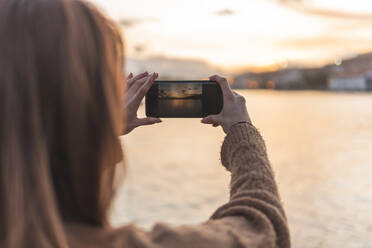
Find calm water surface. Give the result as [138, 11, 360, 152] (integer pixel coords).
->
[111, 91, 372, 248]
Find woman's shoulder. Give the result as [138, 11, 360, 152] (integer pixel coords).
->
[64, 217, 257, 248]
[64, 222, 140, 248]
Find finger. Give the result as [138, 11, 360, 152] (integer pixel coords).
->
[132, 72, 158, 103]
[126, 76, 150, 94]
[209, 75, 233, 99]
[127, 72, 148, 88]
[127, 72, 148, 89]
[128, 74, 151, 93]
[127, 72, 133, 79]
[132, 72, 148, 81]
[135, 117, 162, 127]
[201, 114, 220, 125]
[127, 76, 149, 91]
[232, 91, 244, 99]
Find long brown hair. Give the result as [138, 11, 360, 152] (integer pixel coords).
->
[0, 0, 125, 247]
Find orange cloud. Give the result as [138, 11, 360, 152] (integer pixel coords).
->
[215, 9, 235, 16]
[118, 17, 159, 28]
[277, 35, 372, 50]
[330, 21, 372, 31]
[278, 1, 372, 20]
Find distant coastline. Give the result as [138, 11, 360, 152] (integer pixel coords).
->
[232, 53, 372, 91]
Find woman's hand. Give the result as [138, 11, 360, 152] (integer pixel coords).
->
[201, 75, 251, 134]
[123, 72, 162, 135]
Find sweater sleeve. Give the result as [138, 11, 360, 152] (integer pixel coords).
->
[89, 123, 290, 248]
[210, 123, 290, 248]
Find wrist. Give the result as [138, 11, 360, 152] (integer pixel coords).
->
[231, 120, 252, 128]
[224, 119, 252, 134]
[221, 121, 256, 169]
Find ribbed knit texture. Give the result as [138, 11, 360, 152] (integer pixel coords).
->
[66, 123, 291, 248]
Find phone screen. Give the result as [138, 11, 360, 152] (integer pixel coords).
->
[146, 81, 223, 118]
[157, 83, 203, 117]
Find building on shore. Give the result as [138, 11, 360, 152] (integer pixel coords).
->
[366, 73, 372, 91]
[327, 69, 372, 91]
[327, 53, 372, 91]
[328, 74, 367, 91]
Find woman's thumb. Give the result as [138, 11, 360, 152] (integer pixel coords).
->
[201, 115, 220, 125]
[136, 117, 162, 127]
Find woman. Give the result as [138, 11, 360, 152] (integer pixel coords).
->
[0, 0, 290, 247]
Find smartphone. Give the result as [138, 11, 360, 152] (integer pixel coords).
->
[146, 80, 223, 118]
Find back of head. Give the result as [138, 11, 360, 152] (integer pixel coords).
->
[0, 0, 124, 247]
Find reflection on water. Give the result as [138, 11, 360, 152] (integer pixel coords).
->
[158, 83, 202, 99]
[158, 99, 202, 117]
[112, 91, 372, 248]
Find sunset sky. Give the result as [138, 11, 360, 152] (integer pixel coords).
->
[90, 0, 372, 71]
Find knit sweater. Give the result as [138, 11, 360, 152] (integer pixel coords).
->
[66, 123, 291, 248]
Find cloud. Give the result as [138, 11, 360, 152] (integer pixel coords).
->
[118, 19, 139, 28]
[133, 44, 147, 54]
[276, 1, 372, 21]
[331, 21, 372, 32]
[277, 0, 305, 2]
[215, 9, 235, 16]
[277, 35, 372, 50]
[118, 17, 159, 28]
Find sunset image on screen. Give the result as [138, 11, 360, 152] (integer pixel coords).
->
[158, 83, 202, 99]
